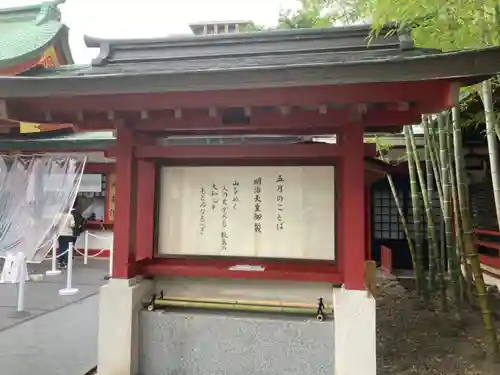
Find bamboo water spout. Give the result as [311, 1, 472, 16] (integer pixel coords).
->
[144, 294, 333, 321]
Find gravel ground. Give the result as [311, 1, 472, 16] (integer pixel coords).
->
[377, 276, 500, 375]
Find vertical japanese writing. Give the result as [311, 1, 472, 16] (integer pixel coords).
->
[199, 187, 206, 234]
[276, 174, 285, 230]
[254, 177, 263, 233]
[211, 184, 219, 210]
[232, 180, 240, 209]
[221, 185, 229, 252]
[107, 173, 116, 222]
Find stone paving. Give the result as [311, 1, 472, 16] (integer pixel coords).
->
[0, 258, 108, 375]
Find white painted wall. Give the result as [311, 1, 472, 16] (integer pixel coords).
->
[98, 278, 154, 375]
[333, 288, 376, 375]
[157, 166, 336, 260]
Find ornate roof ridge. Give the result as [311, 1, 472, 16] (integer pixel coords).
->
[84, 24, 410, 67]
[0, 0, 65, 24]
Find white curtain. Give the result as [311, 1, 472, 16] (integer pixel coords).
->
[0, 154, 86, 262]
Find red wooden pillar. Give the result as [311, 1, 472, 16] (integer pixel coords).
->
[364, 186, 371, 261]
[341, 123, 365, 290]
[112, 124, 138, 278]
[135, 160, 156, 261]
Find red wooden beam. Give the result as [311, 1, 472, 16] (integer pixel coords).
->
[84, 163, 115, 174]
[6, 106, 424, 133]
[8, 80, 453, 113]
[364, 144, 377, 158]
[138, 257, 343, 283]
[107, 143, 374, 160]
[480, 255, 500, 269]
[380, 245, 393, 275]
[112, 125, 138, 279]
[476, 240, 500, 251]
[134, 143, 341, 160]
[473, 228, 500, 237]
[135, 160, 156, 262]
[340, 122, 366, 290]
[136, 109, 346, 132]
[132, 108, 423, 134]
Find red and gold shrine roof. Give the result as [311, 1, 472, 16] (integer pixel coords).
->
[0, 0, 72, 75]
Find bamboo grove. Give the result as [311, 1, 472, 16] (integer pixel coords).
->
[385, 82, 500, 359]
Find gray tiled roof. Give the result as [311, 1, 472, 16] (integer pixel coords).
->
[1, 25, 499, 97]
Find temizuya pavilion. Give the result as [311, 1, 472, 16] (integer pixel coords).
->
[1, 18, 500, 375]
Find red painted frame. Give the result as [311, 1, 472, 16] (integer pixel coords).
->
[146, 157, 342, 283]
[473, 228, 500, 269]
[138, 257, 343, 284]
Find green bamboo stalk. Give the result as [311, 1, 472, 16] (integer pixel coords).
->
[423, 116, 444, 210]
[424, 116, 436, 288]
[408, 125, 446, 309]
[452, 105, 500, 360]
[404, 126, 426, 298]
[425, 116, 447, 292]
[438, 112, 461, 305]
[430, 117, 443, 173]
[452, 106, 473, 301]
[481, 79, 500, 229]
[446, 111, 467, 302]
[387, 173, 417, 271]
[437, 114, 448, 279]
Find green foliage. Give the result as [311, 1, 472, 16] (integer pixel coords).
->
[365, 136, 393, 158]
[239, 23, 267, 32]
[359, 0, 500, 51]
[277, 0, 366, 29]
[278, 0, 332, 29]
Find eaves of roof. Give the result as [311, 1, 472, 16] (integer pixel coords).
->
[0, 25, 498, 97]
[0, 131, 115, 150]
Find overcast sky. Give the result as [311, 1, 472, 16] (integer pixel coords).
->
[6, 0, 300, 63]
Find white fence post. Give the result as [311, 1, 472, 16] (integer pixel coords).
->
[16, 253, 27, 313]
[46, 239, 62, 276]
[83, 230, 89, 265]
[59, 242, 78, 296]
[108, 240, 114, 279]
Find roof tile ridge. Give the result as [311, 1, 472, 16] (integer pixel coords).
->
[35, 0, 65, 25]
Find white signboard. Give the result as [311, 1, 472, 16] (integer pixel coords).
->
[43, 173, 101, 193]
[79, 174, 102, 193]
[157, 166, 335, 260]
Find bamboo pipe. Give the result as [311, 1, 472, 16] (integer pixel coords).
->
[150, 299, 331, 318]
[145, 296, 333, 321]
[162, 295, 332, 310]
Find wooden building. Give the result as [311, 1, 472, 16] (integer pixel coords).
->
[1, 22, 500, 375]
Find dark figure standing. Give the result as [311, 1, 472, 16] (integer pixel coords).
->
[56, 210, 75, 269]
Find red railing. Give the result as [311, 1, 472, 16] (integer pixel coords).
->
[381, 245, 393, 275]
[473, 228, 500, 269]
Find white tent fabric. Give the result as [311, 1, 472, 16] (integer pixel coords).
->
[0, 154, 86, 262]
